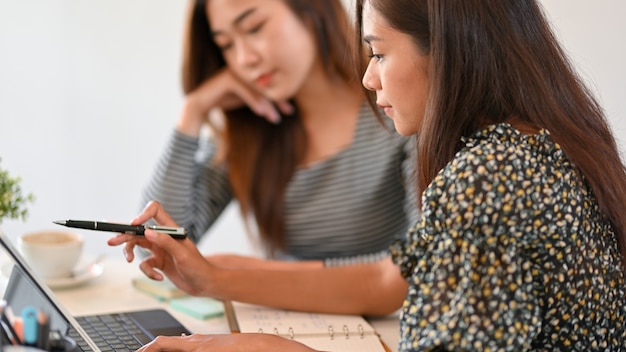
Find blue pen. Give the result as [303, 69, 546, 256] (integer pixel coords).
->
[21, 306, 38, 346]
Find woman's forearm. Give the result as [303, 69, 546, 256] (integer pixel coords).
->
[205, 254, 324, 270]
[206, 257, 407, 316]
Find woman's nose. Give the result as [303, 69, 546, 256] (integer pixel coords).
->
[235, 40, 260, 67]
[361, 63, 378, 91]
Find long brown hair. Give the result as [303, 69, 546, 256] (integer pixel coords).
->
[182, 0, 357, 254]
[355, 0, 626, 266]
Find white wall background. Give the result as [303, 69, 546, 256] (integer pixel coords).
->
[1, 1, 625, 260]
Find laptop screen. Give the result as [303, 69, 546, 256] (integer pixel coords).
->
[4, 264, 71, 335]
[0, 233, 99, 350]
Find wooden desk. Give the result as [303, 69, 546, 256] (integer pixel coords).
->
[52, 258, 400, 351]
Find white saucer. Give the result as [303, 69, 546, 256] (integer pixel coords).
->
[45, 260, 104, 290]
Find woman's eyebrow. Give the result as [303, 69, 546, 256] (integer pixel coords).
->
[363, 34, 381, 45]
[211, 7, 258, 36]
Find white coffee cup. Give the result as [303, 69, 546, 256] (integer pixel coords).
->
[18, 230, 84, 279]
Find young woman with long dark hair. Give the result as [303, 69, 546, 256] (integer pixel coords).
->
[115, 0, 626, 350]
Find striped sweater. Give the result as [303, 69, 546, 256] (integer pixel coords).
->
[142, 104, 418, 264]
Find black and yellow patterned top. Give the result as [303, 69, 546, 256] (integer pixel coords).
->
[391, 124, 626, 351]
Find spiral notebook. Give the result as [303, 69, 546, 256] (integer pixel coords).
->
[224, 301, 389, 351]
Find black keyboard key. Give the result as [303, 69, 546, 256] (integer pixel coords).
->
[73, 313, 152, 351]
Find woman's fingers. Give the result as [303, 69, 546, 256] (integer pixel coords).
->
[123, 241, 137, 262]
[143, 229, 201, 264]
[136, 335, 181, 352]
[221, 70, 294, 124]
[130, 201, 179, 228]
[276, 100, 294, 116]
[139, 256, 165, 281]
[107, 234, 150, 262]
[229, 82, 281, 123]
[195, 68, 295, 124]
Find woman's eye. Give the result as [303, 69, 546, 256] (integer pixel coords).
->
[368, 53, 383, 62]
[216, 41, 233, 51]
[366, 46, 383, 62]
[246, 21, 265, 34]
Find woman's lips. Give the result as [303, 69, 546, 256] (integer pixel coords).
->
[255, 73, 273, 87]
[378, 104, 393, 117]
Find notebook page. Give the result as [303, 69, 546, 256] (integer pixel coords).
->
[294, 334, 386, 352]
[232, 302, 377, 338]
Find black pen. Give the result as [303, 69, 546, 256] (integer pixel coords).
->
[53, 220, 187, 239]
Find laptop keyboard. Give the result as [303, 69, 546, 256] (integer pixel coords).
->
[69, 313, 152, 352]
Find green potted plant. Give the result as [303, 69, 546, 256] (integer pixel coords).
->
[0, 158, 35, 226]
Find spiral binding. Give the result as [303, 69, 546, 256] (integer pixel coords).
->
[258, 324, 366, 340]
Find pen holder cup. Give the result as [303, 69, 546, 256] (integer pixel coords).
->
[55, 335, 78, 352]
[46, 330, 78, 352]
[0, 334, 77, 352]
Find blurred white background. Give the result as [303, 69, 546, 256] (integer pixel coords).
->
[0, 0, 625, 261]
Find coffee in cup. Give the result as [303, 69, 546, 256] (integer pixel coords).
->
[18, 230, 84, 279]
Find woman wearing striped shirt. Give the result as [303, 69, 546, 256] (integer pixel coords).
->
[141, 1, 417, 272]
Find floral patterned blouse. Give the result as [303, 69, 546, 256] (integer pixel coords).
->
[391, 124, 626, 351]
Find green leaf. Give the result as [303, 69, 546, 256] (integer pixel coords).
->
[0, 158, 35, 224]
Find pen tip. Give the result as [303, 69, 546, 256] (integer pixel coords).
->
[53, 220, 66, 225]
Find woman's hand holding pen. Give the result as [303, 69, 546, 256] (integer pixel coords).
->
[178, 68, 293, 136]
[106, 201, 216, 297]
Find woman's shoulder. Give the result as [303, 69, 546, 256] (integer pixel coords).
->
[429, 123, 569, 199]
[454, 123, 564, 171]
